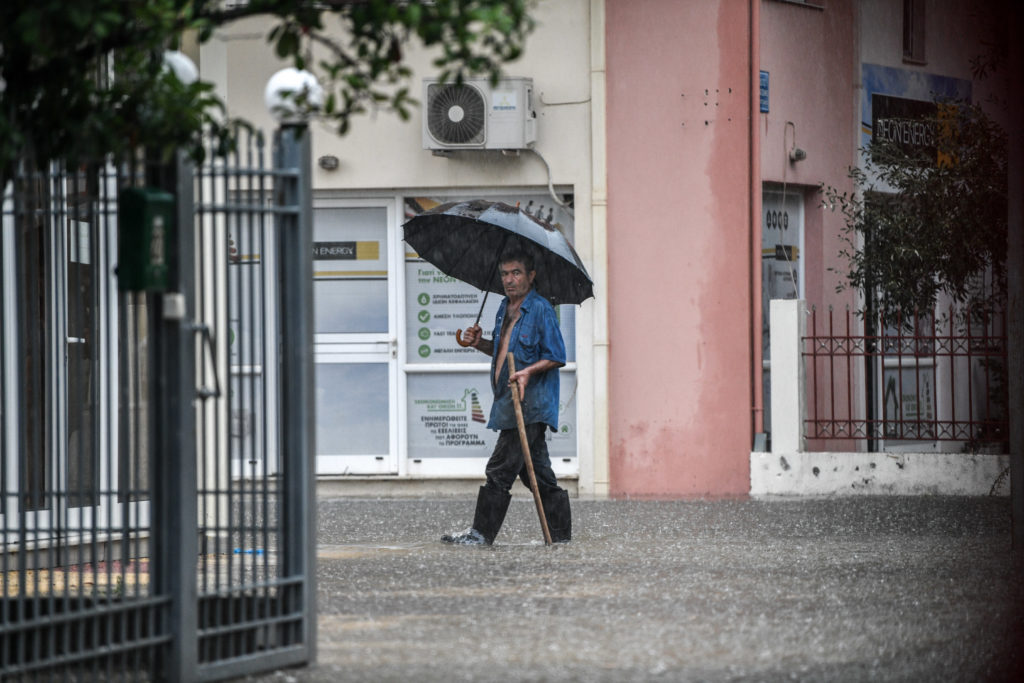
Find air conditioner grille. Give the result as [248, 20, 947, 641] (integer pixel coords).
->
[427, 83, 486, 145]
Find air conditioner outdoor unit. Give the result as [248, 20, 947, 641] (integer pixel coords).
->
[422, 77, 537, 151]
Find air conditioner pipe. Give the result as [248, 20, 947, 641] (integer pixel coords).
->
[525, 148, 574, 218]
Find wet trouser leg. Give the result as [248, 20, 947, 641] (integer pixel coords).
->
[485, 423, 571, 542]
[470, 485, 512, 544]
[485, 423, 559, 493]
[443, 425, 553, 546]
[541, 488, 572, 543]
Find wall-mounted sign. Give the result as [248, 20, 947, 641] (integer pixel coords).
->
[860, 64, 971, 177]
[871, 94, 937, 157]
[313, 240, 379, 260]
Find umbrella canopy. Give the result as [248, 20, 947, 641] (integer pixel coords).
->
[403, 199, 594, 306]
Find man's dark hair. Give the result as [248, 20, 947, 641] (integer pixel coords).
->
[499, 249, 535, 273]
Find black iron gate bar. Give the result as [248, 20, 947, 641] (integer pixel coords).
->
[194, 127, 282, 667]
[2, 157, 169, 678]
[803, 305, 1008, 444]
[2, 126, 316, 681]
[188, 125, 316, 681]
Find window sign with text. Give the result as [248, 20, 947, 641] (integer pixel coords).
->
[403, 193, 580, 463]
[406, 371, 578, 460]
[405, 268, 502, 363]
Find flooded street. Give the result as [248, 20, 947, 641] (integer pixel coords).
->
[245, 496, 1023, 682]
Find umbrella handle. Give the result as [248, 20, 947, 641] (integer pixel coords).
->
[455, 290, 490, 348]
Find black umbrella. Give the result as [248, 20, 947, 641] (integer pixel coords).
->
[403, 199, 594, 308]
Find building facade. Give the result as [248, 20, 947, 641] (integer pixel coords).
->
[184, 1, 1015, 496]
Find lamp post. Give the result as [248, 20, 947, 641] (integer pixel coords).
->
[265, 66, 319, 656]
[264, 67, 324, 125]
[162, 50, 199, 85]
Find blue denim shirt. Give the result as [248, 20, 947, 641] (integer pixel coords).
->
[488, 288, 566, 432]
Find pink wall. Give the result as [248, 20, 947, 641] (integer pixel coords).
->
[605, 1, 755, 496]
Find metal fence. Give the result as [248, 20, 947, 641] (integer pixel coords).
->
[803, 305, 1008, 452]
[1, 126, 315, 680]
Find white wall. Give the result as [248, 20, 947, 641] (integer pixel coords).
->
[751, 451, 1010, 496]
[202, 1, 593, 193]
[199, 0, 606, 494]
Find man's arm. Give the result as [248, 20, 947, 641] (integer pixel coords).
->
[508, 358, 563, 400]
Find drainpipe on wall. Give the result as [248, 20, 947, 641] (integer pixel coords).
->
[749, 0, 764, 444]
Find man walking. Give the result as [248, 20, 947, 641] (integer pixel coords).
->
[442, 250, 572, 545]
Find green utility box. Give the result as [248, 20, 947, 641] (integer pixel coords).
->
[118, 187, 174, 292]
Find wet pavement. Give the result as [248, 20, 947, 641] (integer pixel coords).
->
[244, 495, 1024, 682]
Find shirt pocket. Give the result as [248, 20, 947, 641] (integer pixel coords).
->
[516, 323, 541, 364]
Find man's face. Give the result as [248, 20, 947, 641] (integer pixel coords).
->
[499, 260, 535, 301]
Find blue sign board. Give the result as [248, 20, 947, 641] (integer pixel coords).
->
[759, 71, 769, 113]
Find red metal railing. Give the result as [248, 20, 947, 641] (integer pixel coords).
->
[803, 306, 1008, 451]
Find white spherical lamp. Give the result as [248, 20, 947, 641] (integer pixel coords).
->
[264, 68, 324, 124]
[162, 50, 199, 85]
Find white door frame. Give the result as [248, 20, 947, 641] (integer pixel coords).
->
[313, 198, 400, 475]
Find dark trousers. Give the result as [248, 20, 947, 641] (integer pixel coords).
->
[485, 423, 560, 493]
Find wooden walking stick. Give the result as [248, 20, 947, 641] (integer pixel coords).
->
[508, 353, 553, 545]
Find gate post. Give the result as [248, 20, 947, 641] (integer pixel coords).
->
[274, 124, 317, 659]
[151, 153, 199, 680]
[770, 299, 807, 453]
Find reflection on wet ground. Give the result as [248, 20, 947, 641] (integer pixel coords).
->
[244, 496, 1024, 682]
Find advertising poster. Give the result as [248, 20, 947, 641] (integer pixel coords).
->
[882, 367, 936, 441]
[408, 373, 493, 457]
[405, 262, 502, 363]
[407, 372, 578, 460]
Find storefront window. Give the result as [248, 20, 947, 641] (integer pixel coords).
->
[403, 193, 578, 462]
[314, 207, 388, 335]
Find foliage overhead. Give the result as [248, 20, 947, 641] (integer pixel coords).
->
[0, 0, 534, 174]
[823, 99, 1008, 322]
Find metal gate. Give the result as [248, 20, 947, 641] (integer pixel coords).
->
[1, 126, 316, 680]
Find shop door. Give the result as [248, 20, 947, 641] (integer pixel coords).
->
[761, 187, 803, 436]
[313, 202, 398, 474]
